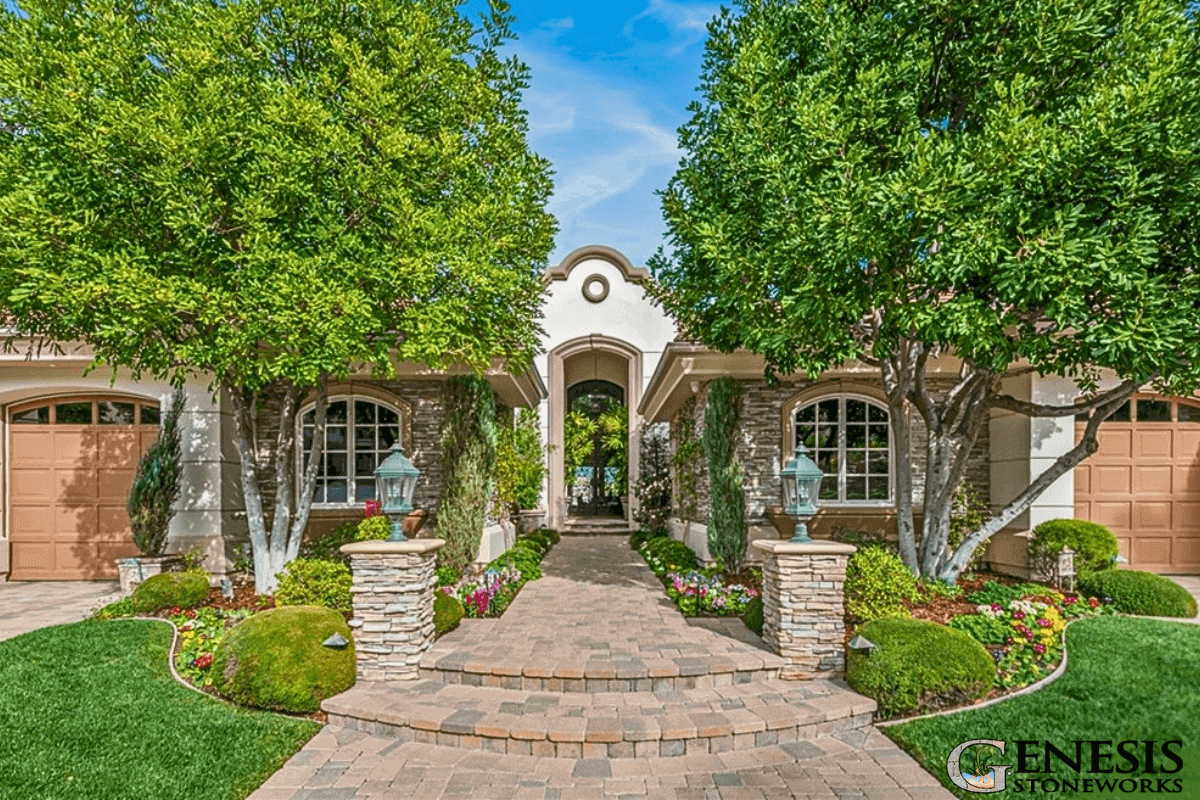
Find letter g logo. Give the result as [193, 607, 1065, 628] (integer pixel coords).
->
[947, 739, 1009, 793]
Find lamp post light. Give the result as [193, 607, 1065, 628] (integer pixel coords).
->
[781, 444, 824, 544]
[1056, 547, 1076, 590]
[374, 444, 420, 542]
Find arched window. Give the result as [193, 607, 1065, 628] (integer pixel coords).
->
[793, 396, 891, 504]
[300, 397, 404, 506]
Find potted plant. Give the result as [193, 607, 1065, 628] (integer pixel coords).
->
[117, 390, 186, 594]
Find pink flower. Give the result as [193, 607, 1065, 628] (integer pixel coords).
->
[1013, 611, 1026, 620]
[1036, 618, 1052, 628]
[1032, 643, 1046, 655]
[1063, 596, 1077, 605]
[990, 603, 1002, 612]
[364, 500, 382, 518]
[1024, 630, 1035, 641]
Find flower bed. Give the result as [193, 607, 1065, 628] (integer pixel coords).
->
[169, 605, 250, 689]
[636, 534, 760, 618]
[441, 528, 559, 619]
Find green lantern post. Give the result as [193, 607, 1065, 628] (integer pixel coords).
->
[374, 444, 420, 542]
[780, 444, 824, 544]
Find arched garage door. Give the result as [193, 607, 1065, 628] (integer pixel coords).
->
[1075, 395, 1200, 573]
[8, 397, 160, 580]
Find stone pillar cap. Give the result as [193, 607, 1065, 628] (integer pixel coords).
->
[751, 539, 856, 556]
[341, 539, 446, 555]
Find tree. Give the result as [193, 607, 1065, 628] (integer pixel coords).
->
[652, 0, 1200, 581]
[438, 376, 497, 575]
[0, 0, 555, 592]
[128, 389, 186, 557]
[702, 377, 746, 574]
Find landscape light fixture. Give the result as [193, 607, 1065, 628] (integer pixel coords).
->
[374, 444, 420, 542]
[781, 444, 823, 543]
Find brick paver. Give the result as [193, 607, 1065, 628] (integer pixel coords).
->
[0, 580, 119, 641]
[248, 536, 955, 799]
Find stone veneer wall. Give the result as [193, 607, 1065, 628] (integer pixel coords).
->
[754, 540, 854, 679]
[343, 540, 442, 681]
[254, 379, 448, 533]
[670, 377, 991, 535]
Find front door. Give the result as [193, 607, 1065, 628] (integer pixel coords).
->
[566, 380, 625, 516]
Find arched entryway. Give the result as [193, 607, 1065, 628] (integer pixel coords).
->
[547, 336, 643, 530]
[566, 379, 625, 516]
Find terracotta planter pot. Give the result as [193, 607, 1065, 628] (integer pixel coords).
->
[115, 554, 186, 596]
[403, 509, 430, 538]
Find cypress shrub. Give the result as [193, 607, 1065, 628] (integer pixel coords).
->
[703, 377, 746, 574]
[438, 376, 497, 575]
[127, 390, 185, 556]
[1078, 570, 1197, 618]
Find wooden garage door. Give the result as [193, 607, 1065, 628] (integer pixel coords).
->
[8, 397, 160, 580]
[1075, 396, 1200, 573]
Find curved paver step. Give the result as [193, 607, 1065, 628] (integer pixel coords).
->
[250, 726, 956, 800]
[322, 678, 875, 758]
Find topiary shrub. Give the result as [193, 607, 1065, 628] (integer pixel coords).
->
[1029, 519, 1119, 577]
[127, 390, 185, 557]
[434, 591, 465, 633]
[845, 546, 918, 624]
[743, 595, 763, 636]
[212, 605, 354, 713]
[703, 377, 747, 574]
[640, 537, 699, 574]
[438, 376, 497, 575]
[275, 558, 353, 615]
[847, 617, 994, 719]
[1078, 570, 1197, 618]
[130, 570, 210, 613]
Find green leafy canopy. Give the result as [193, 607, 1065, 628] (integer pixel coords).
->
[0, 0, 557, 389]
[652, 0, 1200, 393]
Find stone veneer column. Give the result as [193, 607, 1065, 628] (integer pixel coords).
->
[752, 540, 856, 680]
[341, 539, 445, 681]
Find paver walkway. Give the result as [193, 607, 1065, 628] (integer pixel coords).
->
[252, 536, 955, 800]
[0, 580, 119, 641]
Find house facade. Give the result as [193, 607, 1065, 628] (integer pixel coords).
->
[1, 244, 1197, 581]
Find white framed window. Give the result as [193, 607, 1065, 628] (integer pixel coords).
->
[300, 397, 404, 506]
[793, 395, 892, 504]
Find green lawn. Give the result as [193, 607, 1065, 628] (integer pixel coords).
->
[886, 616, 1200, 799]
[0, 619, 320, 800]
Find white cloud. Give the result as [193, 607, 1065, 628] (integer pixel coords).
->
[623, 0, 721, 55]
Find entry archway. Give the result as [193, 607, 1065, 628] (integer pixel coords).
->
[547, 335, 643, 530]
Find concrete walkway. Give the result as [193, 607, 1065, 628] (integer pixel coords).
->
[253, 536, 954, 799]
[0, 580, 119, 641]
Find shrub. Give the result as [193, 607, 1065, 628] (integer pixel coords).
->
[634, 423, 672, 536]
[703, 377, 746, 574]
[490, 551, 542, 582]
[435, 565, 461, 588]
[1078, 570, 1197, 618]
[1029, 519, 1120, 577]
[512, 537, 546, 557]
[130, 570, 210, 613]
[212, 606, 355, 713]
[640, 537, 699, 574]
[948, 613, 1011, 645]
[493, 407, 545, 517]
[438, 376, 497, 575]
[966, 580, 1048, 606]
[541, 528, 561, 545]
[275, 558, 353, 615]
[434, 591, 465, 633]
[829, 526, 897, 554]
[299, 521, 359, 566]
[127, 390, 185, 556]
[630, 529, 667, 551]
[743, 595, 764, 635]
[847, 618, 994, 719]
[845, 546, 918, 624]
[356, 515, 391, 542]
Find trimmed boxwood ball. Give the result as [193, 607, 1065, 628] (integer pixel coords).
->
[1028, 519, 1119, 576]
[130, 570, 209, 613]
[434, 591, 465, 633]
[743, 595, 764, 636]
[1078, 570, 1197, 618]
[213, 605, 355, 713]
[847, 617, 994, 719]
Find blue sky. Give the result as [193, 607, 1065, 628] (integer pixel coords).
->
[492, 0, 721, 267]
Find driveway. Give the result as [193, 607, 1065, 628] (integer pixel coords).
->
[0, 581, 120, 641]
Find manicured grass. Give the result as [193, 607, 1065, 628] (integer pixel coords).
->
[886, 617, 1200, 799]
[0, 619, 320, 800]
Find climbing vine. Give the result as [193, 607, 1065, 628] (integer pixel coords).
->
[702, 378, 746, 573]
[671, 396, 703, 523]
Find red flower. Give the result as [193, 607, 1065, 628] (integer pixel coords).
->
[1036, 618, 1051, 628]
[169, 606, 182, 616]
[1088, 597, 1100, 609]
[1013, 611, 1026, 620]
[1032, 643, 1046, 655]
[193, 654, 213, 669]
[184, 608, 196, 619]
[1063, 596, 1077, 605]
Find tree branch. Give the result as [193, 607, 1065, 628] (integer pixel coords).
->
[990, 378, 1146, 418]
